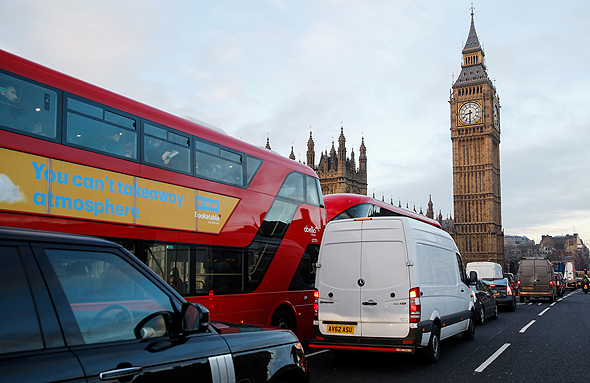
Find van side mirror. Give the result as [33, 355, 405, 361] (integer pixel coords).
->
[181, 302, 210, 333]
[468, 271, 478, 285]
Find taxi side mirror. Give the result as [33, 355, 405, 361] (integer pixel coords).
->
[181, 302, 210, 333]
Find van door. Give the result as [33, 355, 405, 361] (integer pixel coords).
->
[534, 260, 550, 293]
[359, 219, 410, 338]
[316, 220, 363, 337]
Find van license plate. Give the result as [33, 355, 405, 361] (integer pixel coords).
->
[521, 286, 533, 290]
[327, 325, 355, 334]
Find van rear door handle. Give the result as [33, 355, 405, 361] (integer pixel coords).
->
[362, 300, 377, 306]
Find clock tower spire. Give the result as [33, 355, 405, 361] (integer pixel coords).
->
[449, 9, 503, 265]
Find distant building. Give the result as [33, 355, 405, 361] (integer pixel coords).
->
[306, 126, 367, 196]
[505, 235, 535, 246]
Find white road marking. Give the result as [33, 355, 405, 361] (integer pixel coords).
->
[306, 349, 331, 358]
[475, 343, 511, 373]
[538, 307, 550, 316]
[519, 320, 536, 333]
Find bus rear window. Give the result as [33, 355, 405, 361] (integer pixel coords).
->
[0, 72, 57, 139]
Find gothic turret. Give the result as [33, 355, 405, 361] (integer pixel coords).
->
[306, 130, 315, 168]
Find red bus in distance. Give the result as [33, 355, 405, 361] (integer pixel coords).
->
[324, 193, 441, 228]
[0, 49, 326, 341]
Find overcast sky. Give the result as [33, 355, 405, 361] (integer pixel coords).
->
[2, 0, 590, 244]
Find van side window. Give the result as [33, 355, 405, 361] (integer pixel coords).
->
[415, 244, 456, 286]
[456, 253, 467, 284]
[0, 246, 44, 354]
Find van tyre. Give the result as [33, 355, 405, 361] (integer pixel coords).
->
[424, 324, 440, 364]
[461, 314, 475, 341]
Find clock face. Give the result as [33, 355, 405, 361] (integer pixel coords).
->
[494, 104, 500, 128]
[459, 102, 481, 124]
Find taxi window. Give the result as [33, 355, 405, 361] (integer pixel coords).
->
[0, 246, 44, 354]
[46, 249, 174, 344]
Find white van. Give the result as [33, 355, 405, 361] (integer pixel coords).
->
[310, 216, 476, 363]
[466, 261, 503, 281]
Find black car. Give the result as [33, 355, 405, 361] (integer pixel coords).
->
[469, 279, 498, 325]
[0, 226, 308, 383]
[488, 278, 517, 311]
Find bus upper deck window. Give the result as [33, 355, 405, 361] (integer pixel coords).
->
[0, 73, 57, 139]
[66, 97, 137, 160]
[278, 172, 304, 203]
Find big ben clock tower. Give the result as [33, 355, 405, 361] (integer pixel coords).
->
[450, 8, 503, 265]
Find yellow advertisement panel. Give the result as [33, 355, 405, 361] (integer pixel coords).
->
[0, 147, 239, 233]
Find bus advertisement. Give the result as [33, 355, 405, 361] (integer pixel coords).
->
[0, 49, 326, 340]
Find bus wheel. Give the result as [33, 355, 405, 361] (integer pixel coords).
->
[271, 309, 296, 332]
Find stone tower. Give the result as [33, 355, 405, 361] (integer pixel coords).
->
[307, 125, 367, 196]
[449, 9, 503, 264]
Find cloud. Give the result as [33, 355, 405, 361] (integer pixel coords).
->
[0, 174, 26, 204]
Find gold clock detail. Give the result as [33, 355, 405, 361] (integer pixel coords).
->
[459, 102, 481, 124]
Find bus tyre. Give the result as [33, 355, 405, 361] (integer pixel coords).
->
[271, 309, 296, 332]
[424, 324, 440, 364]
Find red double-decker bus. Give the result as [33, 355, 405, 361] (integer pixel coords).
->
[0, 49, 326, 340]
[324, 193, 441, 228]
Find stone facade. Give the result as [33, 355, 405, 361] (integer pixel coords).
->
[306, 127, 367, 196]
[449, 10, 504, 265]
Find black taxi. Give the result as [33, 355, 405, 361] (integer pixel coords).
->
[0, 226, 308, 383]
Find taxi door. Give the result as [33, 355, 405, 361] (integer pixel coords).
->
[34, 243, 235, 383]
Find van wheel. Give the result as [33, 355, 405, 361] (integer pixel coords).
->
[520, 296, 525, 303]
[424, 324, 440, 364]
[461, 314, 475, 340]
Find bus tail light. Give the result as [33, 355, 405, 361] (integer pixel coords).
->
[409, 287, 421, 323]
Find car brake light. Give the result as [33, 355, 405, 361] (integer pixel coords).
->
[409, 287, 421, 323]
[507, 285, 512, 296]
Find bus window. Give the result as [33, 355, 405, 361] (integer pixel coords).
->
[289, 244, 319, 290]
[246, 156, 262, 184]
[0, 72, 57, 139]
[259, 200, 298, 238]
[210, 248, 243, 295]
[278, 172, 304, 202]
[143, 123, 191, 173]
[305, 175, 323, 207]
[195, 140, 244, 186]
[145, 243, 189, 295]
[66, 97, 137, 159]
